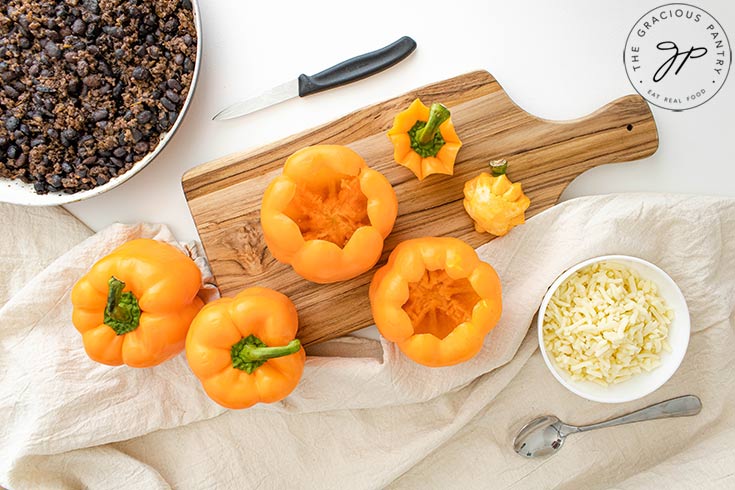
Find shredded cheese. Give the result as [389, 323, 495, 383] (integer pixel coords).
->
[543, 261, 673, 386]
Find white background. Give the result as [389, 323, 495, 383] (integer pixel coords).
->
[65, 0, 734, 241]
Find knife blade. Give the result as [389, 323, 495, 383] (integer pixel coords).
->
[213, 36, 417, 121]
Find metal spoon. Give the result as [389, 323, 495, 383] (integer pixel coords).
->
[513, 395, 702, 458]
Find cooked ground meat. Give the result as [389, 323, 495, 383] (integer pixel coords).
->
[0, 0, 197, 194]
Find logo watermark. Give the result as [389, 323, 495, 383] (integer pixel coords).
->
[624, 3, 731, 111]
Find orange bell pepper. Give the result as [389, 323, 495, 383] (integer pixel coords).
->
[387, 98, 462, 180]
[260, 144, 397, 284]
[185, 287, 305, 409]
[463, 159, 531, 236]
[369, 237, 502, 367]
[71, 239, 204, 367]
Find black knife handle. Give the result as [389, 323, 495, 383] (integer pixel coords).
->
[297, 36, 417, 97]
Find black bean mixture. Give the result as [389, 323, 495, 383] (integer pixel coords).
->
[0, 0, 196, 194]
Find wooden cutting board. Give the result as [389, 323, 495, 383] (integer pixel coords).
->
[183, 70, 658, 346]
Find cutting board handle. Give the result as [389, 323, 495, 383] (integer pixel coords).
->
[558, 93, 659, 171]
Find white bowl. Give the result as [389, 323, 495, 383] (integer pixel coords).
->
[0, 0, 202, 206]
[537, 255, 690, 404]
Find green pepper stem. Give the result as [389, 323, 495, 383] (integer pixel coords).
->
[238, 339, 301, 362]
[416, 103, 451, 144]
[104, 276, 142, 335]
[231, 335, 302, 374]
[489, 159, 508, 176]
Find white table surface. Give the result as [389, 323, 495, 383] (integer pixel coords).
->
[65, 0, 734, 241]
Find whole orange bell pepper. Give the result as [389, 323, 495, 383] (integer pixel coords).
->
[185, 287, 305, 409]
[463, 159, 531, 236]
[260, 144, 397, 284]
[387, 98, 462, 180]
[71, 239, 204, 367]
[369, 237, 502, 367]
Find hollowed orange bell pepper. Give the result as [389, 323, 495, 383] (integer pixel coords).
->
[71, 239, 204, 367]
[463, 159, 531, 236]
[185, 287, 305, 409]
[260, 144, 398, 283]
[387, 98, 462, 180]
[369, 237, 502, 367]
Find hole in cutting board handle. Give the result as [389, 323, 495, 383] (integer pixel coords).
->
[626, 124, 633, 131]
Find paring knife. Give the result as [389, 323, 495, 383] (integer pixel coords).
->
[212, 36, 417, 121]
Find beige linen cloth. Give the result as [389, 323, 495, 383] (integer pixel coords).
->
[1, 194, 734, 489]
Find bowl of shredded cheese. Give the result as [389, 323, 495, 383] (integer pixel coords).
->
[538, 255, 690, 403]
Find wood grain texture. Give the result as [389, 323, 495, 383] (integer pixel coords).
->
[183, 70, 658, 346]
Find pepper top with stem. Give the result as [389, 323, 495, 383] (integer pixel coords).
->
[387, 98, 463, 180]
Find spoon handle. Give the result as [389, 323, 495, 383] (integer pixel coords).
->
[568, 395, 702, 435]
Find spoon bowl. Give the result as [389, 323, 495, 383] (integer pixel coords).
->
[513, 415, 566, 458]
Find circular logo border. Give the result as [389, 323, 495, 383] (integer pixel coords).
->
[623, 2, 732, 111]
